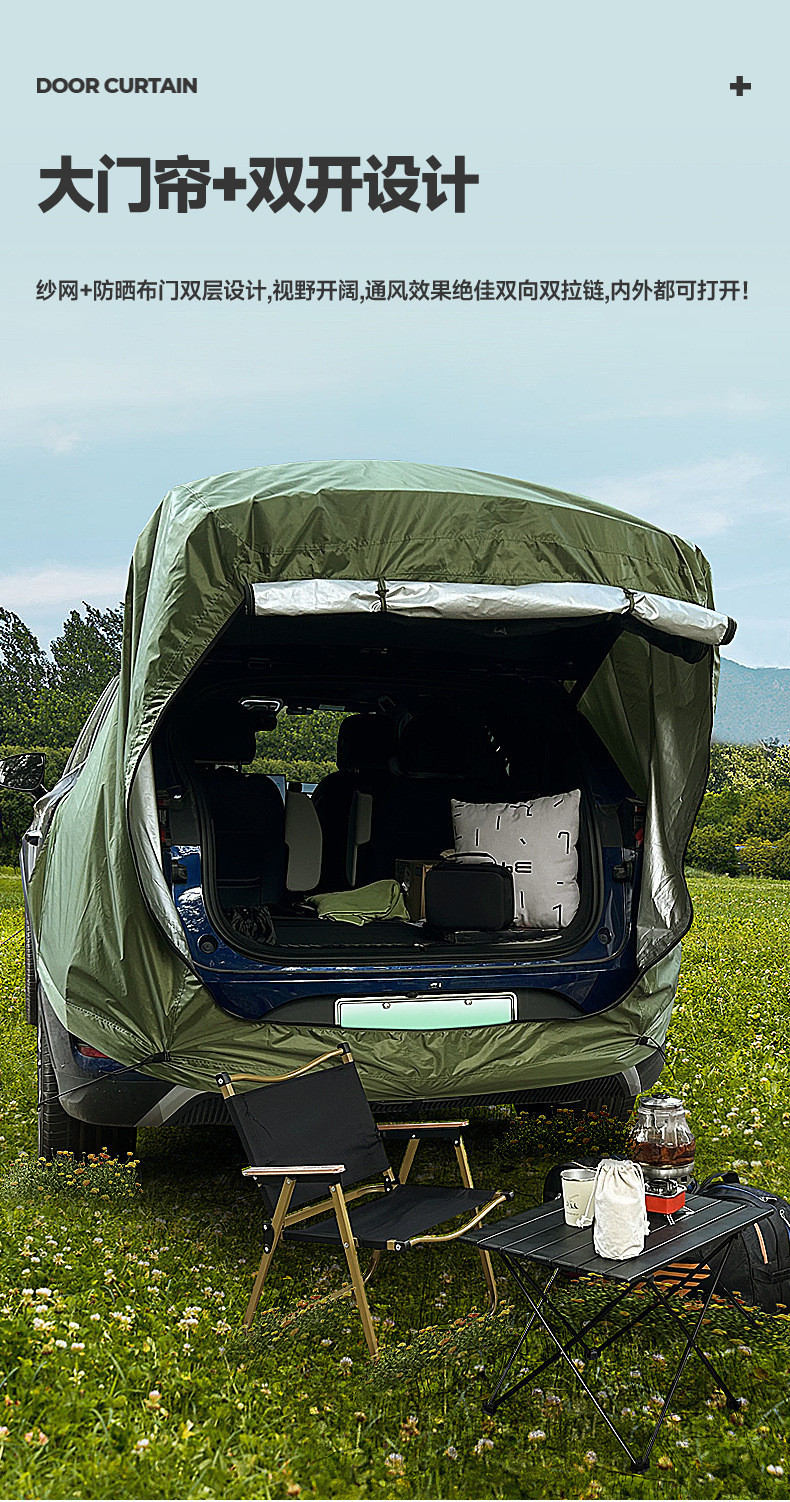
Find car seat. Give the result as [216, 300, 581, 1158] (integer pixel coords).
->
[348, 707, 509, 887]
[312, 714, 398, 890]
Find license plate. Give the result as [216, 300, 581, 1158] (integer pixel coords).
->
[334, 992, 516, 1029]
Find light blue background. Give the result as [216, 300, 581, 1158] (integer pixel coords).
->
[2, 0, 788, 664]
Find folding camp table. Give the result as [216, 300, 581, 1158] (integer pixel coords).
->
[463, 1193, 771, 1472]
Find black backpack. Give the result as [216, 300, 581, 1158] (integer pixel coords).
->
[698, 1171, 790, 1314]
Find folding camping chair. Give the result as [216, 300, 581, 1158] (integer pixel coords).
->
[217, 1045, 512, 1358]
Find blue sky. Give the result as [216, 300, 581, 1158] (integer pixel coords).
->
[2, 0, 788, 664]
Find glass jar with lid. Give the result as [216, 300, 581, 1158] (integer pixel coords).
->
[627, 1094, 696, 1185]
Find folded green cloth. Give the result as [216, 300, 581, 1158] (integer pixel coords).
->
[307, 879, 410, 926]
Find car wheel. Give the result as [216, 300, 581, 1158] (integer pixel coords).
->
[37, 1016, 137, 1161]
[24, 915, 38, 1027]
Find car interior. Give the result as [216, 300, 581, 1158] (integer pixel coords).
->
[152, 606, 641, 960]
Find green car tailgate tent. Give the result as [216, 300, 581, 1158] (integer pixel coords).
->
[28, 461, 734, 1101]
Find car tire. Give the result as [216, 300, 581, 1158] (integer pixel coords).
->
[37, 1015, 137, 1161]
[24, 915, 38, 1027]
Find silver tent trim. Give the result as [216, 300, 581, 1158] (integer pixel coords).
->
[252, 579, 381, 615]
[252, 578, 734, 646]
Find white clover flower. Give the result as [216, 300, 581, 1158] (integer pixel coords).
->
[767, 1466, 784, 1477]
[584, 1450, 597, 1465]
[444, 1445, 458, 1460]
[133, 1437, 150, 1455]
[528, 1429, 546, 1441]
[55, 1339, 67, 1349]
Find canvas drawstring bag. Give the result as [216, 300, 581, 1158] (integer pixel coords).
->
[592, 1159, 649, 1259]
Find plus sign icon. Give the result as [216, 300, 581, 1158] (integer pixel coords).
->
[730, 75, 752, 96]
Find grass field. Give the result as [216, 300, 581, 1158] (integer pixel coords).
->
[1, 872, 789, 1500]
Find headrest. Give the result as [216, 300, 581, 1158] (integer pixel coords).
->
[179, 701, 257, 765]
[336, 714, 397, 774]
[398, 709, 502, 780]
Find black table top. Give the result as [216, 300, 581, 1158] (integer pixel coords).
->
[462, 1193, 772, 1285]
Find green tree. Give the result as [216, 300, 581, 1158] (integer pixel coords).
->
[686, 823, 741, 876]
[739, 836, 776, 878]
[768, 833, 790, 879]
[38, 604, 123, 747]
[733, 787, 790, 844]
[255, 709, 346, 765]
[0, 610, 49, 744]
[695, 787, 743, 827]
[50, 604, 123, 699]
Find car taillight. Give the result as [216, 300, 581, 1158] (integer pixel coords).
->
[76, 1043, 109, 1059]
[632, 801, 646, 846]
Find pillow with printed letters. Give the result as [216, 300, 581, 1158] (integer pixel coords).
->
[451, 789, 581, 929]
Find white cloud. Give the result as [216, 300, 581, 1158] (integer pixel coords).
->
[584, 392, 782, 422]
[581, 454, 780, 540]
[39, 426, 87, 456]
[0, 338, 361, 452]
[0, 566, 126, 612]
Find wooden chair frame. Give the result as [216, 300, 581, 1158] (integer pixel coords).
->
[218, 1046, 508, 1358]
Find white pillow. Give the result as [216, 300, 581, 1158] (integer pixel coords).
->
[451, 790, 581, 929]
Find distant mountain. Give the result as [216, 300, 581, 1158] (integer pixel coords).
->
[714, 658, 790, 744]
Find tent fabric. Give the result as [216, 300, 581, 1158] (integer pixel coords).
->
[28, 460, 723, 1101]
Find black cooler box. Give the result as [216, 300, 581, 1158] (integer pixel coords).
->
[424, 854, 514, 931]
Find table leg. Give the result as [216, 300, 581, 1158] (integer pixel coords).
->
[498, 1253, 645, 1470]
[646, 1275, 740, 1406]
[483, 1267, 560, 1414]
[484, 1236, 746, 1474]
[590, 1255, 713, 1359]
[629, 1238, 741, 1472]
[489, 1255, 636, 1405]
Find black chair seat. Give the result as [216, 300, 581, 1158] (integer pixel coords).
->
[217, 1046, 508, 1356]
[284, 1182, 489, 1249]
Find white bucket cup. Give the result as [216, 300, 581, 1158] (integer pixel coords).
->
[560, 1167, 597, 1227]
